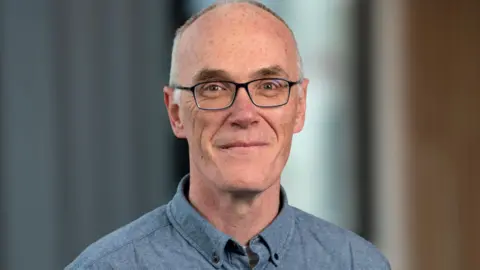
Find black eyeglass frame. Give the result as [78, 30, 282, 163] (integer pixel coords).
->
[170, 78, 303, 110]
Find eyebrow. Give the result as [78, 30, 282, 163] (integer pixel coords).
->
[191, 65, 289, 84]
[192, 69, 233, 83]
[250, 65, 289, 79]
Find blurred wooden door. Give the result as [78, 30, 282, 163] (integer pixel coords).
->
[406, 0, 480, 269]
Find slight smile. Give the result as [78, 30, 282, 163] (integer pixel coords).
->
[218, 141, 269, 155]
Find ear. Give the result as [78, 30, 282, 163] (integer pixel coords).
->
[293, 78, 309, 134]
[164, 86, 186, 138]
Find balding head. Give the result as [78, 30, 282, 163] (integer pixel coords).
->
[169, 0, 303, 86]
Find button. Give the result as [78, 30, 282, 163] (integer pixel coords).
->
[273, 253, 279, 260]
[212, 252, 220, 264]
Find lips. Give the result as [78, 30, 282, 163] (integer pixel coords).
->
[219, 141, 268, 149]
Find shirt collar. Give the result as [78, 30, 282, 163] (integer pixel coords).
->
[258, 182, 296, 266]
[167, 174, 296, 267]
[167, 174, 230, 268]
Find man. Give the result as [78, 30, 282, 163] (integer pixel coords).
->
[66, 1, 391, 269]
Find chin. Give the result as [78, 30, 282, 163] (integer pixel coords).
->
[208, 149, 282, 193]
[215, 168, 275, 194]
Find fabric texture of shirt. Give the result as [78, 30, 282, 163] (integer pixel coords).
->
[66, 175, 391, 270]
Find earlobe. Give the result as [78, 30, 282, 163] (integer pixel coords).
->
[293, 112, 305, 133]
[173, 122, 186, 139]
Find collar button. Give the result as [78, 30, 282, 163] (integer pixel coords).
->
[212, 253, 220, 264]
[273, 253, 279, 260]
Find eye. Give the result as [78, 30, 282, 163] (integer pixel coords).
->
[205, 84, 222, 91]
[198, 82, 230, 92]
[261, 82, 278, 90]
[256, 79, 286, 90]
[262, 83, 275, 90]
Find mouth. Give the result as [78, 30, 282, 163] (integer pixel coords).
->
[218, 141, 269, 150]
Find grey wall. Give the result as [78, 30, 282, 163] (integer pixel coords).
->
[0, 0, 181, 269]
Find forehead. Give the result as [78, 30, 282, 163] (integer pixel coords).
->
[175, 4, 298, 83]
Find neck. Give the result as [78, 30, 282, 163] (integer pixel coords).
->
[188, 173, 281, 245]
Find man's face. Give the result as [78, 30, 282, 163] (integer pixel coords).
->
[165, 4, 308, 193]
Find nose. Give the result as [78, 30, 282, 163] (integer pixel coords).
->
[228, 88, 258, 129]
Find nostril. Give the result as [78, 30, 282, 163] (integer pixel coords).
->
[230, 118, 258, 129]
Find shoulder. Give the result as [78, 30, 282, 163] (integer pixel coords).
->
[291, 207, 391, 269]
[65, 205, 171, 270]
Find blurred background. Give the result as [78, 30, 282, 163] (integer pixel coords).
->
[1, 0, 478, 269]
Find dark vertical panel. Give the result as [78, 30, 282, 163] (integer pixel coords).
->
[125, 0, 179, 217]
[66, 0, 99, 259]
[90, 0, 113, 235]
[0, 0, 5, 267]
[354, 0, 373, 241]
[130, 0, 177, 212]
[94, 0, 135, 234]
[2, 0, 59, 268]
[1, 0, 180, 268]
[52, 0, 71, 266]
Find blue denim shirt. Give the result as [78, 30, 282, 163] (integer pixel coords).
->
[66, 175, 391, 269]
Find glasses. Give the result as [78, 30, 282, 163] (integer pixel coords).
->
[171, 78, 302, 110]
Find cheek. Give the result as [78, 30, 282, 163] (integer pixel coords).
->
[180, 100, 197, 137]
[270, 106, 297, 140]
[276, 120, 295, 152]
[180, 101, 204, 153]
[182, 105, 222, 154]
